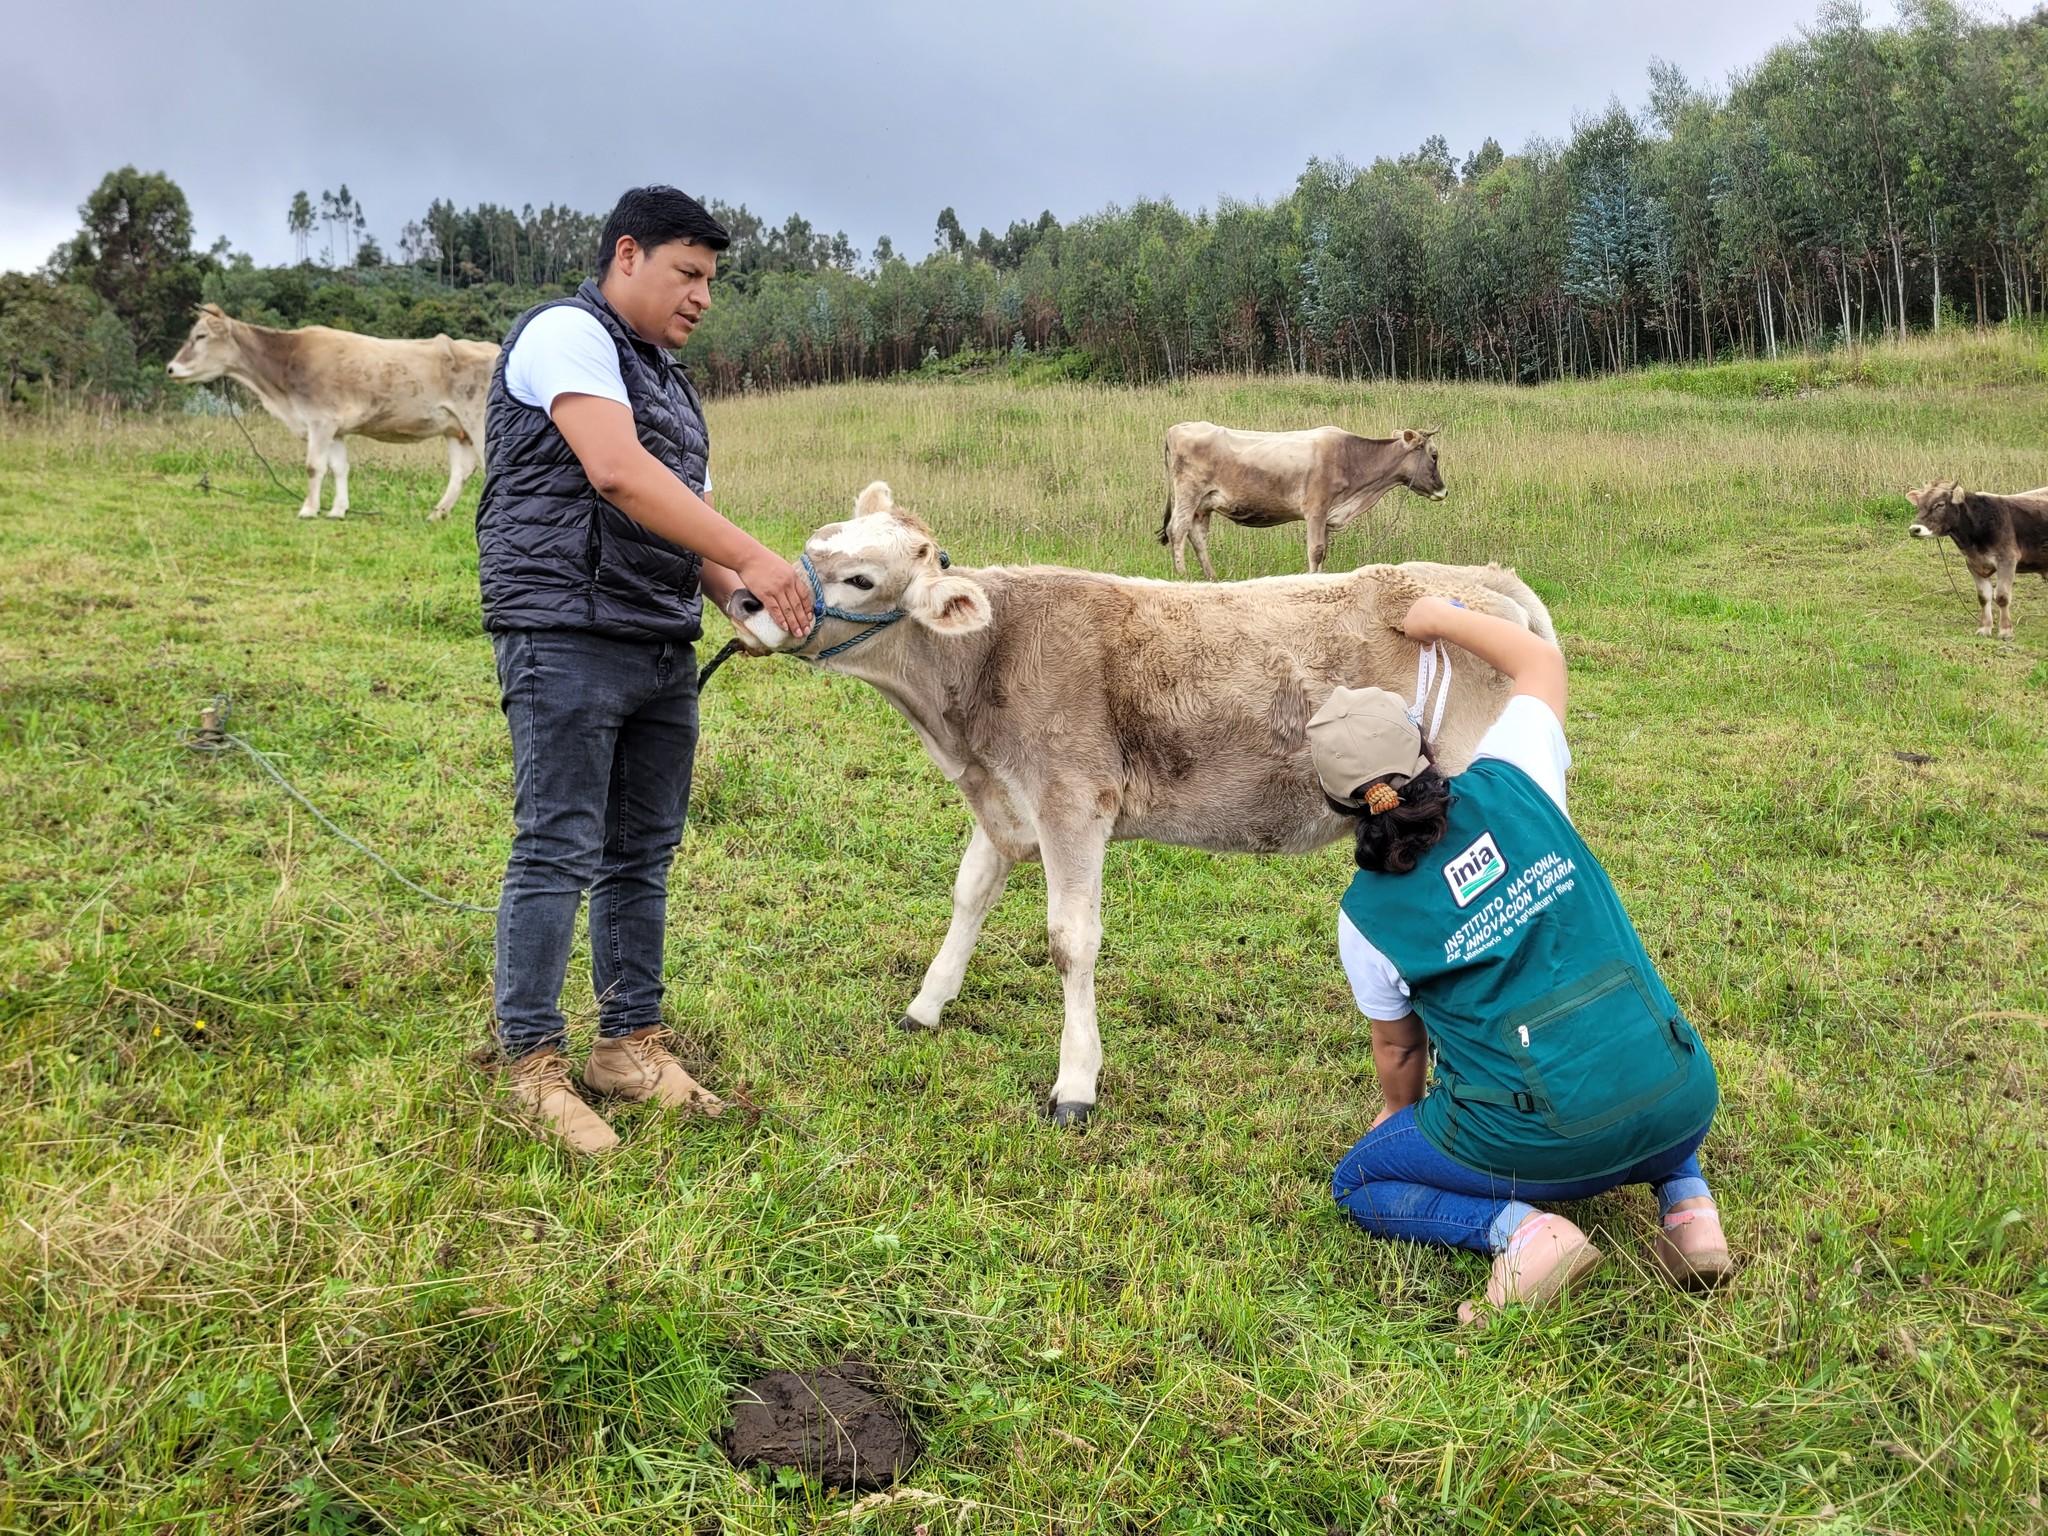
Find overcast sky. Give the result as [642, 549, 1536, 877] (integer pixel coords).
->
[0, 0, 2019, 275]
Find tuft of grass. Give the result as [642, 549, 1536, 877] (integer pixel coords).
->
[2, 327, 2045, 1533]
[1612, 324, 2048, 402]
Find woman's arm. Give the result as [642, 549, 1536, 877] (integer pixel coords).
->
[1370, 1012, 1428, 1127]
[1401, 595, 1565, 723]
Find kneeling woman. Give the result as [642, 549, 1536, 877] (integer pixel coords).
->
[1309, 596, 1731, 1322]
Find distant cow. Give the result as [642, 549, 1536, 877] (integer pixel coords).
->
[727, 481, 1550, 1125]
[1907, 480, 2048, 639]
[167, 305, 496, 520]
[1158, 422, 1446, 578]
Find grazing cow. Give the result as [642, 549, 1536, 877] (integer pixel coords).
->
[166, 305, 496, 520]
[1158, 422, 1446, 579]
[729, 482, 1552, 1126]
[1906, 480, 2048, 639]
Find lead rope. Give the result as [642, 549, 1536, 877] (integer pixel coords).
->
[1410, 640, 1452, 743]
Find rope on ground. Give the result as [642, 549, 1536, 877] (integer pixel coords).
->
[186, 697, 498, 914]
[204, 385, 304, 507]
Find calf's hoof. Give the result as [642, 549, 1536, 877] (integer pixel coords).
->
[896, 1013, 938, 1034]
[1048, 1100, 1093, 1130]
[297, 508, 318, 519]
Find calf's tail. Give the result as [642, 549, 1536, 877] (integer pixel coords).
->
[1156, 435, 1180, 544]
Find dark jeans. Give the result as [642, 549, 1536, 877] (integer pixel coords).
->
[1332, 1106, 1714, 1255]
[491, 629, 698, 1059]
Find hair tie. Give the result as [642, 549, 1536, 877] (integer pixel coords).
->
[1364, 783, 1401, 816]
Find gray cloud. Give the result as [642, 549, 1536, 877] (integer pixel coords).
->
[0, 0, 2001, 273]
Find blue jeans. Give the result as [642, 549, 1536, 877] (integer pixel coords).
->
[491, 629, 699, 1059]
[1332, 1107, 1713, 1254]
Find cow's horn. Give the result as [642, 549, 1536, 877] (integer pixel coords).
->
[1422, 425, 1442, 438]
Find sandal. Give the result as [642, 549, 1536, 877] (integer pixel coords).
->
[1458, 1212, 1604, 1325]
[1651, 1205, 1733, 1291]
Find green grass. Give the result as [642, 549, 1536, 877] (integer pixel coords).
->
[3, 332, 2046, 1534]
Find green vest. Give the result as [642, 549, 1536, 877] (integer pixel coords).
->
[1341, 759, 1717, 1181]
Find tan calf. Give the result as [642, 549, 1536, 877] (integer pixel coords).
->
[732, 482, 1553, 1125]
[1159, 422, 1446, 578]
[167, 305, 496, 520]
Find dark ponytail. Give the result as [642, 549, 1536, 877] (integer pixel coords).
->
[1327, 745, 1454, 875]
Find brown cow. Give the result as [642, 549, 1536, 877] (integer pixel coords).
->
[1907, 480, 2048, 639]
[1158, 421, 1446, 579]
[166, 305, 496, 520]
[726, 481, 1552, 1125]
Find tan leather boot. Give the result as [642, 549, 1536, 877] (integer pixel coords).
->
[504, 1048, 619, 1154]
[583, 1028, 725, 1116]
[1651, 1203, 1734, 1290]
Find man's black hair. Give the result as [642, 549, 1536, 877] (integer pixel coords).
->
[595, 186, 730, 276]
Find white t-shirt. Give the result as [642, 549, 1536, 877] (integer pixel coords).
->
[503, 305, 711, 496]
[1337, 695, 1572, 1020]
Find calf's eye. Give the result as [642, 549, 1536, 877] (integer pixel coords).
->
[845, 574, 876, 591]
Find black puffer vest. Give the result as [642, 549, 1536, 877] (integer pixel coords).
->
[477, 280, 707, 642]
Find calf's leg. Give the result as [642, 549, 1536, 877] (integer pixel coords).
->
[300, 425, 333, 518]
[901, 824, 1014, 1031]
[325, 438, 351, 518]
[1305, 509, 1331, 574]
[1189, 511, 1218, 581]
[1040, 815, 1111, 1126]
[1973, 568, 1998, 636]
[433, 435, 476, 520]
[1167, 491, 1192, 577]
[1996, 559, 2016, 639]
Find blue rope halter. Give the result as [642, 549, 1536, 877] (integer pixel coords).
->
[792, 552, 908, 663]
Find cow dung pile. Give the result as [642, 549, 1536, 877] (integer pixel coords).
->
[723, 1361, 918, 1492]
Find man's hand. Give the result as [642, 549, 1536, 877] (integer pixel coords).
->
[735, 550, 811, 639]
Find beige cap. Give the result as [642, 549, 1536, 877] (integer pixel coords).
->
[1305, 686, 1429, 806]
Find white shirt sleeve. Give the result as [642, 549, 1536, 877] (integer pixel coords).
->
[504, 306, 630, 416]
[1338, 907, 1413, 1019]
[1470, 694, 1572, 817]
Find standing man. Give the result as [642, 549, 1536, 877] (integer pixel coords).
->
[478, 185, 812, 1154]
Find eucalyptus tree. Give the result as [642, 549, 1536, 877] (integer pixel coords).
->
[129, 3, 2048, 393]
[288, 191, 314, 265]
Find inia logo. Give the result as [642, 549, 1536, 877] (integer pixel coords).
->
[1443, 831, 1507, 908]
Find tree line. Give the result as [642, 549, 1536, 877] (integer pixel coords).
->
[5, 0, 2046, 407]
[686, 1, 2048, 389]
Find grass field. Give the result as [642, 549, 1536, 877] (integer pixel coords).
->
[3, 330, 2046, 1534]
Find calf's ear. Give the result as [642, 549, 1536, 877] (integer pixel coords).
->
[1401, 429, 1422, 446]
[855, 481, 895, 517]
[905, 571, 992, 636]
